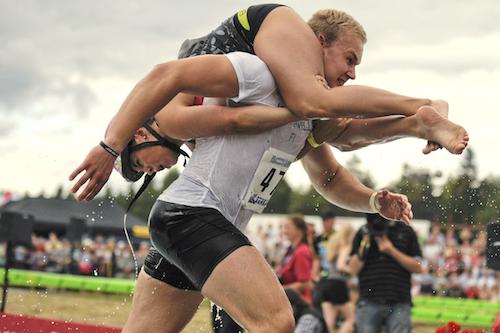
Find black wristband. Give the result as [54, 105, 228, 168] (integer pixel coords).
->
[99, 141, 119, 158]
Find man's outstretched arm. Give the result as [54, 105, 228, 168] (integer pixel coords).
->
[301, 144, 413, 223]
[156, 93, 299, 141]
[69, 55, 242, 201]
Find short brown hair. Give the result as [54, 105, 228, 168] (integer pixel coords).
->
[307, 9, 367, 45]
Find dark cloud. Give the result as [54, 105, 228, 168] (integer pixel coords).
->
[1, 0, 498, 117]
[0, 0, 241, 118]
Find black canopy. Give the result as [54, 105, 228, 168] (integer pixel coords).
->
[0, 198, 146, 237]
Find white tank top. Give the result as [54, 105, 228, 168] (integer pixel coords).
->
[159, 52, 312, 231]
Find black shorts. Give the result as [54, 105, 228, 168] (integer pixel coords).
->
[314, 277, 350, 305]
[178, 3, 284, 58]
[145, 201, 252, 290]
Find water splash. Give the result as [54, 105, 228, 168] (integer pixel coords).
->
[123, 212, 139, 279]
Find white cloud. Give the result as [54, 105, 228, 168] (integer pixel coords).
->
[1, 0, 499, 197]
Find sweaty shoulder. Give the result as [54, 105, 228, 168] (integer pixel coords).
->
[225, 52, 280, 106]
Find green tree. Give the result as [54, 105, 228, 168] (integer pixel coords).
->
[54, 185, 65, 199]
[161, 168, 180, 189]
[286, 154, 377, 217]
[474, 177, 500, 224]
[345, 155, 375, 188]
[264, 178, 293, 214]
[113, 169, 181, 221]
[391, 164, 440, 221]
[288, 185, 355, 217]
[438, 148, 480, 224]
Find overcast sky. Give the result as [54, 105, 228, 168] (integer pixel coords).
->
[1, 0, 499, 197]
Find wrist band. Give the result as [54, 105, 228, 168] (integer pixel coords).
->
[99, 141, 119, 158]
[307, 132, 321, 148]
[369, 191, 380, 213]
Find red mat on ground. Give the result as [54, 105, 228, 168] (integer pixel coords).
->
[0, 313, 121, 333]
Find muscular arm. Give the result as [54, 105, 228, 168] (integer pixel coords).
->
[301, 144, 413, 223]
[301, 145, 374, 212]
[70, 54, 290, 200]
[104, 55, 241, 151]
[156, 93, 299, 141]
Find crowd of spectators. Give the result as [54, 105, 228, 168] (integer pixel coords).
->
[1, 232, 149, 279]
[415, 224, 498, 301]
[248, 221, 500, 301]
[1, 222, 499, 302]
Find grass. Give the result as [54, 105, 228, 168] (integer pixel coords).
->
[2, 287, 211, 332]
[2, 287, 483, 333]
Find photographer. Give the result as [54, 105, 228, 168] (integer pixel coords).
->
[349, 214, 422, 333]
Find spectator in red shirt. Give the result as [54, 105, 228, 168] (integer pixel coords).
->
[278, 214, 314, 303]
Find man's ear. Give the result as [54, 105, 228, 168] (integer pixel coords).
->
[317, 33, 326, 47]
[134, 127, 149, 143]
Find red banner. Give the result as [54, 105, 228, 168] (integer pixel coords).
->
[0, 313, 121, 333]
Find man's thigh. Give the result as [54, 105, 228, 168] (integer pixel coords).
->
[122, 269, 203, 333]
[355, 300, 385, 333]
[201, 245, 293, 332]
[386, 303, 412, 333]
[253, 6, 326, 111]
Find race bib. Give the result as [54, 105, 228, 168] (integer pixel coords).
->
[242, 147, 295, 213]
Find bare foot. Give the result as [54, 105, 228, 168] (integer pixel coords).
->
[423, 100, 450, 153]
[416, 106, 469, 155]
[431, 99, 449, 119]
[422, 141, 443, 154]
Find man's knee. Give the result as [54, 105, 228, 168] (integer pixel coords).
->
[274, 308, 295, 333]
[252, 307, 295, 333]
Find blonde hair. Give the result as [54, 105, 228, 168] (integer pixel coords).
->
[327, 224, 356, 261]
[307, 9, 367, 45]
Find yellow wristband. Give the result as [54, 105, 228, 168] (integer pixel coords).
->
[369, 191, 380, 213]
[307, 132, 321, 148]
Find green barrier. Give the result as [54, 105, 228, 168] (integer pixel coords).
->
[463, 313, 496, 327]
[81, 278, 107, 292]
[104, 280, 134, 294]
[60, 276, 84, 290]
[481, 301, 500, 313]
[412, 296, 500, 327]
[411, 307, 441, 324]
[37, 274, 62, 289]
[422, 296, 446, 307]
[1, 269, 499, 326]
[439, 311, 468, 323]
[0, 269, 135, 294]
[412, 297, 427, 307]
[443, 297, 466, 307]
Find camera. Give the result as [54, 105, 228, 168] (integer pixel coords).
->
[366, 213, 389, 237]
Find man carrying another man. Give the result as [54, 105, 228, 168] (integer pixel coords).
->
[69, 6, 468, 332]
